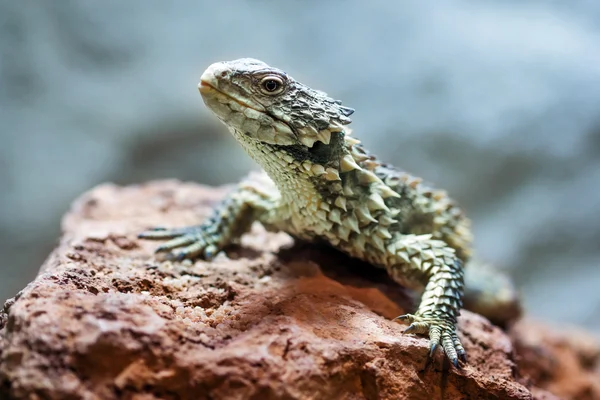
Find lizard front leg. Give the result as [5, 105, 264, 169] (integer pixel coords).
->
[139, 174, 279, 260]
[386, 234, 466, 367]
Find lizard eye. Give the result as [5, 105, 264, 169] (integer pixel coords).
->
[259, 75, 285, 95]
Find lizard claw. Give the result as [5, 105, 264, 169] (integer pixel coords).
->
[429, 342, 438, 357]
[396, 314, 430, 335]
[393, 314, 412, 322]
[139, 225, 226, 261]
[395, 313, 466, 368]
[203, 244, 219, 261]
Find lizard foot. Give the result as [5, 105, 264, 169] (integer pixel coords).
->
[138, 225, 226, 261]
[394, 313, 466, 368]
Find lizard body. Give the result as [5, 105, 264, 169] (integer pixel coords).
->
[140, 58, 519, 367]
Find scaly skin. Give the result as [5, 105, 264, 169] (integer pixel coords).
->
[140, 58, 514, 367]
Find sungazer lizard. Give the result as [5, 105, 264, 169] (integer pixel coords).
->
[140, 58, 520, 367]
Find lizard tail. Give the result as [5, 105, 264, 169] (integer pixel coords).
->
[462, 260, 522, 328]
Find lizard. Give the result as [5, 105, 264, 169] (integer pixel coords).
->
[139, 58, 520, 368]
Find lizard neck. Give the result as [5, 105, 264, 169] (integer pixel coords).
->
[230, 127, 400, 243]
[230, 127, 343, 213]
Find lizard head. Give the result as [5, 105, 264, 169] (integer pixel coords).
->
[198, 58, 355, 149]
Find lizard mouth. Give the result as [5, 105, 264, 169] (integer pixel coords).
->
[198, 80, 299, 146]
[198, 80, 263, 113]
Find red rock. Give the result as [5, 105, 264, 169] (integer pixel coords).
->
[511, 320, 600, 400]
[0, 181, 597, 399]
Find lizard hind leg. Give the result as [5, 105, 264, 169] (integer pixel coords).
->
[386, 234, 466, 367]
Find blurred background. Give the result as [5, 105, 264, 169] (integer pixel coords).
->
[1, 1, 599, 336]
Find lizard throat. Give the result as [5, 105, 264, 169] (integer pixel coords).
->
[270, 131, 346, 166]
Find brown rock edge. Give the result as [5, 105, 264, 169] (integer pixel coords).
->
[0, 181, 598, 400]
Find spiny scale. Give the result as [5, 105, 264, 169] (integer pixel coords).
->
[141, 58, 475, 368]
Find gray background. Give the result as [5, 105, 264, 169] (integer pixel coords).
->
[1, 1, 599, 336]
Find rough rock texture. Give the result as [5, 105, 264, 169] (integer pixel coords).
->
[511, 321, 600, 400]
[0, 182, 598, 400]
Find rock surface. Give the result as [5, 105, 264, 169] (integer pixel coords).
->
[0, 182, 598, 399]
